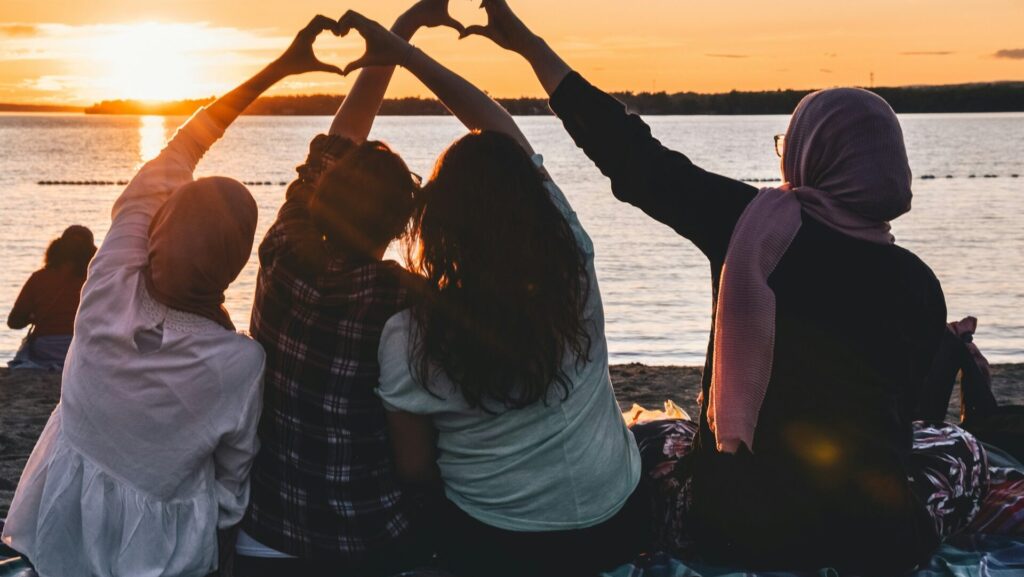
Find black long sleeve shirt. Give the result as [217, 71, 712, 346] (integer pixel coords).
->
[550, 72, 947, 573]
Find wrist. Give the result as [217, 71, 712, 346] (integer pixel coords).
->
[401, 44, 420, 70]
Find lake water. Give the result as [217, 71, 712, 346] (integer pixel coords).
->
[1, 113, 1022, 365]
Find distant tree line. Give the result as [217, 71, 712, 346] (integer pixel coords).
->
[76, 82, 1024, 116]
[0, 103, 83, 113]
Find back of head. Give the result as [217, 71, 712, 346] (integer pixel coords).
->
[410, 131, 591, 409]
[45, 225, 98, 277]
[146, 176, 257, 330]
[310, 141, 419, 258]
[783, 87, 913, 222]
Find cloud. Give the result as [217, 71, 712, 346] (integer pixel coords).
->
[0, 22, 293, 62]
[705, 53, 749, 59]
[0, 21, 327, 102]
[994, 48, 1024, 59]
[0, 24, 38, 37]
[901, 51, 954, 56]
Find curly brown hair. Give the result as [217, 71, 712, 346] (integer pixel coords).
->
[408, 131, 591, 410]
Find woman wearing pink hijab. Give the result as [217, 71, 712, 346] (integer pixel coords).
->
[2, 17, 346, 576]
[463, 0, 988, 573]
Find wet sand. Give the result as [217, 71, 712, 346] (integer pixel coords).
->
[2, 364, 1023, 515]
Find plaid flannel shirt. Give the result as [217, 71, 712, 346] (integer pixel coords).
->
[243, 134, 421, 560]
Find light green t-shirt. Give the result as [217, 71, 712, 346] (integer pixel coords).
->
[376, 155, 641, 532]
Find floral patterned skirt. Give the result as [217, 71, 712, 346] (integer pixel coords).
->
[631, 420, 989, 555]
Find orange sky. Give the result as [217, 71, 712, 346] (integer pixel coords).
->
[1, 0, 1022, 105]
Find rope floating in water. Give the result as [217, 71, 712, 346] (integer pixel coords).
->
[37, 174, 1021, 187]
[738, 173, 1020, 184]
[37, 180, 290, 186]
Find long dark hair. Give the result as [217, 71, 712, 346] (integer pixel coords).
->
[45, 225, 96, 277]
[408, 131, 591, 409]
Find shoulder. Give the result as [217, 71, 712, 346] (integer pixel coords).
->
[376, 309, 427, 409]
[29, 268, 59, 284]
[20, 269, 47, 291]
[380, 309, 415, 353]
[218, 333, 267, 382]
[234, 334, 267, 365]
[888, 244, 942, 289]
[374, 261, 429, 305]
[850, 242, 946, 329]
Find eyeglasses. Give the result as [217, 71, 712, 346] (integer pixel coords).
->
[774, 134, 786, 158]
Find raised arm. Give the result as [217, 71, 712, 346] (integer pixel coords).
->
[461, 0, 757, 262]
[97, 16, 343, 274]
[338, 11, 534, 155]
[329, 0, 464, 142]
[460, 0, 570, 96]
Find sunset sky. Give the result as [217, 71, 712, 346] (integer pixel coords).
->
[1, 0, 1022, 105]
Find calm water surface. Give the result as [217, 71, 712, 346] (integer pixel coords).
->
[0, 113, 1022, 365]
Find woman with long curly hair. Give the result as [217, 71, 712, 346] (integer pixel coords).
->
[338, 11, 647, 577]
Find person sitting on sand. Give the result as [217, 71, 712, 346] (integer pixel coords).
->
[236, 2, 462, 575]
[7, 225, 96, 371]
[1, 18, 344, 576]
[335, 12, 648, 577]
[460, 0, 987, 573]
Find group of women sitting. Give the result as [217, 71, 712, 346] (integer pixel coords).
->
[0, 1, 997, 576]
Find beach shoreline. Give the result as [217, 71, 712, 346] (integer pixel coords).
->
[2, 364, 1022, 515]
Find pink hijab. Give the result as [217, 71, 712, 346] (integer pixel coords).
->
[707, 88, 913, 454]
[144, 177, 258, 331]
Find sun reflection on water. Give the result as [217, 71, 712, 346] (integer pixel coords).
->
[138, 115, 168, 163]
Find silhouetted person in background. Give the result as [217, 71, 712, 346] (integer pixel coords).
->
[7, 225, 96, 370]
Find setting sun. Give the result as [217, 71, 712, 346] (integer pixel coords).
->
[86, 23, 210, 102]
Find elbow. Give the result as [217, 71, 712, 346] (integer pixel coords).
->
[7, 315, 28, 330]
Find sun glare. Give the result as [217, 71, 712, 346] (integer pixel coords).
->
[90, 23, 207, 102]
[139, 116, 169, 162]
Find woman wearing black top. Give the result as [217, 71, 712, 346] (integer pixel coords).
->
[460, 1, 986, 573]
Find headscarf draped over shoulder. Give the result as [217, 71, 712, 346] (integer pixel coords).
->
[708, 88, 913, 454]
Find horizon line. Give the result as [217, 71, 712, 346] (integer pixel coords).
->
[3, 78, 1023, 110]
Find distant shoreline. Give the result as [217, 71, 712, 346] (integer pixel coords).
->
[3, 81, 1022, 117]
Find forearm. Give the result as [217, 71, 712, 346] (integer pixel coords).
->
[405, 48, 533, 154]
[329, 17, 420, 141]
[206, 62, 288, 130]
[517, 34, 572, 96]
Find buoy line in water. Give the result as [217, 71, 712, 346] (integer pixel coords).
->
[740, 173, 1020, 183]
[35, 174, 1023, 186]
[37, 180, 292, 186]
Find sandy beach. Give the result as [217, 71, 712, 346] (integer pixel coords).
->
[2, 364, 1022, 516]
